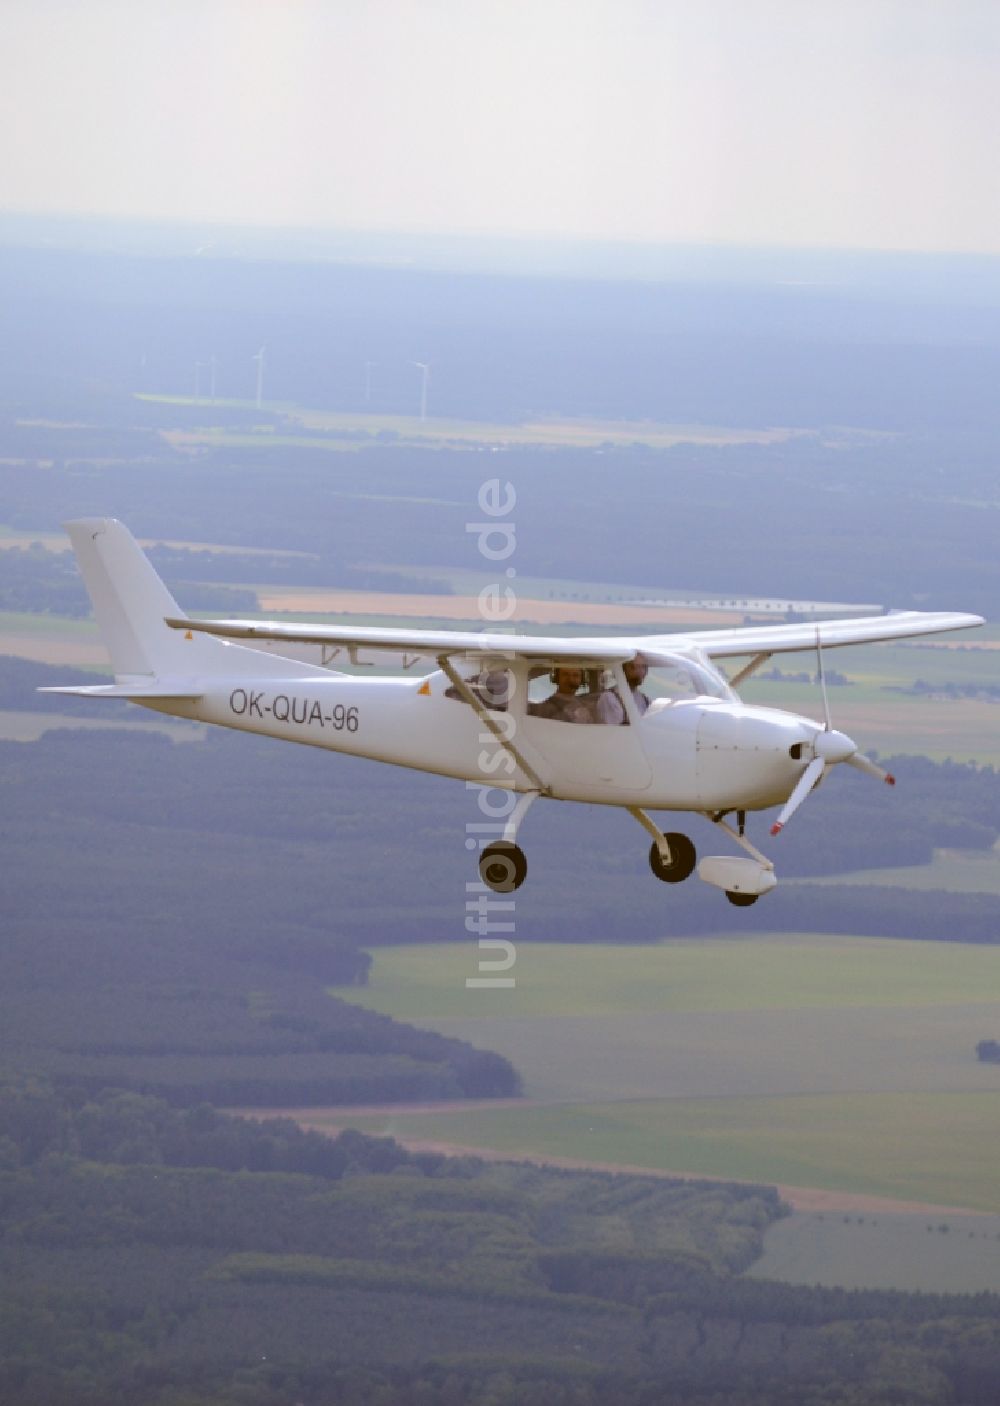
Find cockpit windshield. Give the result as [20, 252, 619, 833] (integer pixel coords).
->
[641, 653, 733, 705]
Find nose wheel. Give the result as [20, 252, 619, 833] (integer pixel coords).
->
[479, 841, 528, 893]
[726, 890, 759, 907]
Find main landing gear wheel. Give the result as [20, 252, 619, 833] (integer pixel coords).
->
[480, 841, 528, 894]
[726, 891, 758, 907]
[648, 833, 697, 884]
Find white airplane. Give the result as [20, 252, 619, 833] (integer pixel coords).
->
[46, 518, 983, 906]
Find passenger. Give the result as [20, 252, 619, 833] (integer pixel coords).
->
[595, 653, 651, 724]
[530, 667, 592, 723]
[589, 669, 626, 725]
[624, 653, 651, 716]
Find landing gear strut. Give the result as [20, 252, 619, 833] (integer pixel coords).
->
[629, 808, 697, 884]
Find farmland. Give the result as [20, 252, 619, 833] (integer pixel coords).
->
[147, 397, 808, 453]
[328, 938, 1000, 1214]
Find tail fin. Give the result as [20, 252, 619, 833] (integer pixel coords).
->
[66, 518, 219, 680]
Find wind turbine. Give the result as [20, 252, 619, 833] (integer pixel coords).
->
[209, 355, 218, 403]
[364, 360, 376, 406]
[412, 361, 430, 421]
[252, 346, 266, 410]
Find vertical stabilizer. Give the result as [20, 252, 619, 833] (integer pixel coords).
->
[66, 518, 203, 679]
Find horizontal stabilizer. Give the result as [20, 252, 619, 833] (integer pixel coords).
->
[39, 684, 204, 701]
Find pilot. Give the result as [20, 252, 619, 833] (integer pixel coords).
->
[531, 666, 592, 723]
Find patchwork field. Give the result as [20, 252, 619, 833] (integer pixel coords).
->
[149, 399, 808, 453]
[0, 611, 106, 667]
[329, 938, 1000, 1214]
[254, 586, 747, 627]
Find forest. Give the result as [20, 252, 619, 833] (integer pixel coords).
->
[3, 1079, 1000, 1406]
[4, 423, 1000, 617]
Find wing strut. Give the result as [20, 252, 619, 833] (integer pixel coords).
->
[727, 652, 773, 689]
[436, 655, 549, 795]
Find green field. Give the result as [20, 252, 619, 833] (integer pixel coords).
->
[331, 938, 1000, 1212]
[344, 937, 1000, 1019]
[0, 610, 108, 668]
[328, 1093, 1000, 1213]
[750, 1209, 1000, 1293]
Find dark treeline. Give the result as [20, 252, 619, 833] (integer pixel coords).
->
[145, 544, 449, 597]
[3, 427, 1000, 617]
[1, 665, 521, 1108]
[898, 678, 1000, 700]
[3, 1081, 1000, 1406]
[0, 538, 449, 615]
[0, 543, 91, 616]
[0, 917, 517, 1110]
[0, 543, 258, 616]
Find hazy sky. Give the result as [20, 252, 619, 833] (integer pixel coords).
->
[2, 0, 999, 254]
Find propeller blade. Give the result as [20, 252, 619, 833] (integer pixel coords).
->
[846, 752, 896, 786]
[771, 755, 826, 835]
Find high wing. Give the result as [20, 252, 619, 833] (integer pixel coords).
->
[675, 610, 984, 659]
[166, 609, 984, 664]
[165, 616, 634, 664]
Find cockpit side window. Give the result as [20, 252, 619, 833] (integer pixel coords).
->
[526, 666, 622, 724]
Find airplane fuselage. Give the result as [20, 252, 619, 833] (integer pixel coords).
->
[149, 670, 819, 814]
